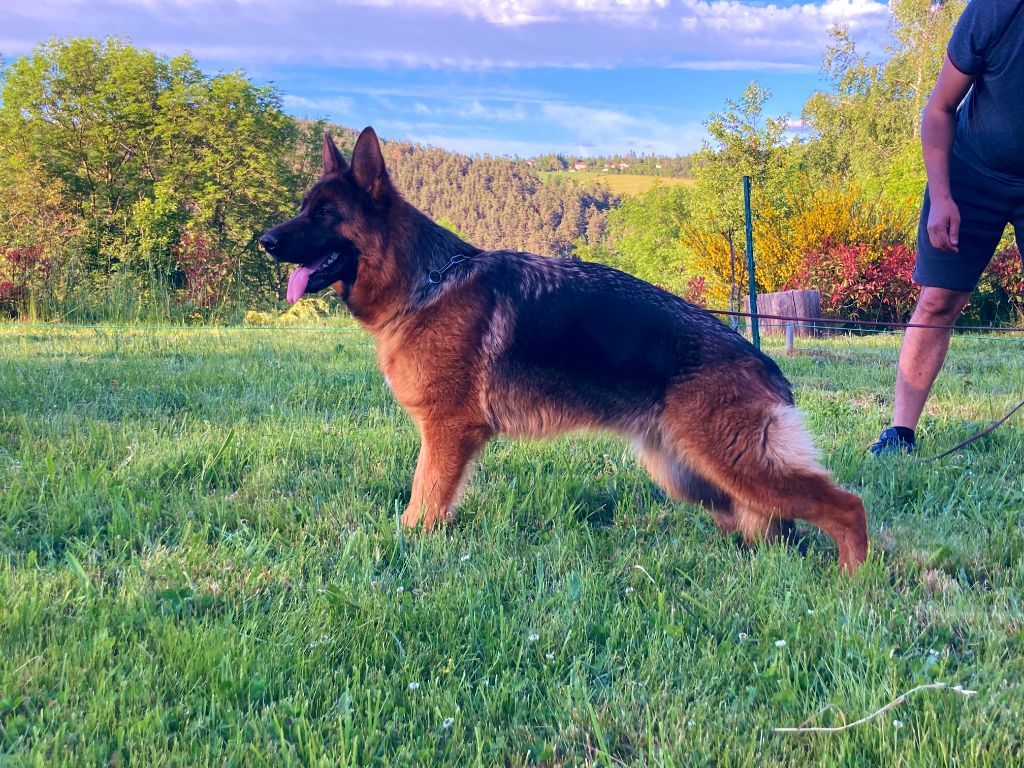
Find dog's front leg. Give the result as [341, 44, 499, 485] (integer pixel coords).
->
[400, 421, 492, 529]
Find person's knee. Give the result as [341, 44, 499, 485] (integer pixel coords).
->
[913, 288, 970, 322]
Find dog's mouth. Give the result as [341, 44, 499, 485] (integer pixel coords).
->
[284, 248, 358, 303]
[286, 252, 332, 303]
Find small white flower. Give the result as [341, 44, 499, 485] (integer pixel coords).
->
[396, 586, 404, 593]
[460, 554, 470, 562]
[775, 639, 787, 648]
[545, 653, 554, 660]
[442, 716, 455, 730]
[806, 609, 814, 616]
[893, 719, 904, 729]
[408, 682, 420, 691]
[687, 719, 695, 727]
[624, 587, 635, 594]
[738, 632, 748, 641]
[528, 633, 539, 643]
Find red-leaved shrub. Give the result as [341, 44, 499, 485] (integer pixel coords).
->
[684, 275, 708, 308]
[965, 246, 1023, 324]
[173, 232, 234, 307]
[788, 240, 918, 323]
[0, 246, 54, 314]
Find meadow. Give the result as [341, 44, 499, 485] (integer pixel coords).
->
[538, 171, 694, 196]
[1, 320, 1022, 766]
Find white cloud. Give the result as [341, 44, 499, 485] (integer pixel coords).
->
[677, 0, 886, 34]
[382, 132, 558, 156]
[542, 103, 705, 155]
[282, 94, 353, 116]
[462, 100, 529, 122]
[359, 0, 672, 25]
[668, 59, 817, 73]
[1, 0, 892, 70]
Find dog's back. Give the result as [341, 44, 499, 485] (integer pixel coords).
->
[421, 250, 793, 436]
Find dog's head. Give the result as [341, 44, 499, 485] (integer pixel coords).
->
[260, 127, 392, 303]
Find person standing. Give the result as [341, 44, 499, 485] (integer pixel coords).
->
[871, 0, 1024, 455]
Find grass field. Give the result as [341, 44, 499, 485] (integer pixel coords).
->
[2, 320, 1023, 765]
[538, 172, 694, 196]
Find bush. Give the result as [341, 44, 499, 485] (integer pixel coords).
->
[788, 241, 918, 323]
[173, 231, 234, 308]
[683, 275, 709, 308]
[790, 243, 1022, 327]
[681, 183, 912, 308]
[963, 247, 1024, 325]
[0, 246, 54, 318]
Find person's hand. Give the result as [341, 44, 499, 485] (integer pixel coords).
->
[927, 195, 960, 253]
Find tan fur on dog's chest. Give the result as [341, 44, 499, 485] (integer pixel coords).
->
[374, 301, 488, 421]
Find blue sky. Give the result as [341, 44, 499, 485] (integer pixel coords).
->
[1, 0, 893, 157]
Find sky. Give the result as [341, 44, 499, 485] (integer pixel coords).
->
[0, 0, 895, 157]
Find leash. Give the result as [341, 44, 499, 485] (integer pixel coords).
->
[704, 308, 1024, 333]
[916, 395, 1024, 462]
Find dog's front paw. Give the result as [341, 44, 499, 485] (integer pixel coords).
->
[400, 505, 422, 529]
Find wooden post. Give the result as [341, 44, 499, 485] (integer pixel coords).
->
[785, 323, 795, 356]
[744, 289, 821, 337]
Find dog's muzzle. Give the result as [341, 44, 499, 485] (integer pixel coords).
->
[259, 232, 280, 256]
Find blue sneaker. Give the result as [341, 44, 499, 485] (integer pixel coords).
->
[870, 427, 916, 456]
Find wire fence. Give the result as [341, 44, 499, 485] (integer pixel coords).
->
[8, 307, 1024, 352]
[704, 308, 1024, 334]
[704, 308, 1024, 345]
[3, 307, 1023, 344]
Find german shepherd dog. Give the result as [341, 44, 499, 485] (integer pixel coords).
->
[260, 128, 869, 573]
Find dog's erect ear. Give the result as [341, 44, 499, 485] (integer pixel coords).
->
[322, 132, 348, 175]
[351, 126, 389, 200]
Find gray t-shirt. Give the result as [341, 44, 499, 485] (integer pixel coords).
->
[948, 0, 1024, 183]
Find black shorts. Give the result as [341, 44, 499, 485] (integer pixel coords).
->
[915, 151, 1024, 292]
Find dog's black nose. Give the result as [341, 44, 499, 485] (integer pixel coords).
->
[259, 233, 279, 254]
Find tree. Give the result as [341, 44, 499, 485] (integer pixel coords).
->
[152, 61, 300, 301]
[800, 1, 965, 201]
[0, 38, 168, 273]
[590, 184, 691, 293]
[0, 37, 303, 311]
[682, 83, 794, 305]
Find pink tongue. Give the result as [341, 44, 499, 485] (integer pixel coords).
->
[286, 257, 327, 303]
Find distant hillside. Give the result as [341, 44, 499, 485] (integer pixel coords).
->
[320, 124, 617, 257]
[539, 171, 694, 197]
[523, 152, 694, 178]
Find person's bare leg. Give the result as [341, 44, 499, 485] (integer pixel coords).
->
[892, 287, 972, 430]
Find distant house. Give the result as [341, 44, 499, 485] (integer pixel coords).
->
[573, 161, 588, 171]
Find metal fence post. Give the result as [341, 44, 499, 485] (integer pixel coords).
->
[743, 175, 760, 350]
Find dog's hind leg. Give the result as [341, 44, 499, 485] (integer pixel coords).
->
[636, 433, 802, 544]
[634, 432, 738, 534]
[661, 383, 868, 573]
[401, 420, 493, 529]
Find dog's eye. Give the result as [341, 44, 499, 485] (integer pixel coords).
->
[315, 205, 334, 219]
